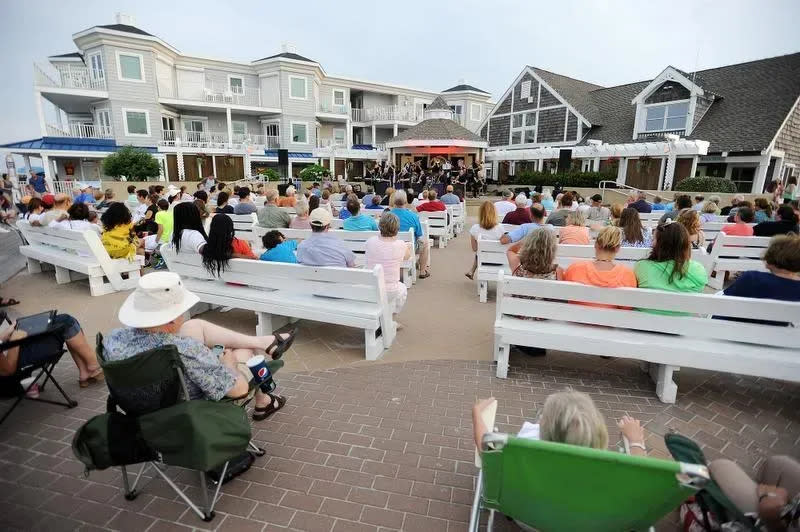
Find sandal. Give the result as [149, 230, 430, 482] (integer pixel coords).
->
[0, 297, 20, 308]
[252, 394, 286, 421]
[464, 273, 473, 280]
[79, 367, 105, 388]
[419, 272, 430, 279]
[265, 329, 296, 360]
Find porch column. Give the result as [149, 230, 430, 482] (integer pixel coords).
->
[55, 107, 63, 131]
[616, 157, 628, 185]
[212, 155, 217, 177]
[689, 156, 699, 179]
[537, 158, 543, 173]
[753, 152, 771, 194]
[41, 153, 53, 192]
[371, 124, 376, 146]
[329, 153, 335, 179]
[659, 157, 667, 189]
[346, 118, 352, 148]
[593, 157, 600, 172]
[176, 153, 185, 181]
[244, 151, 252, 179]
[34, 91, 46, 137]
[163, 155, 170, 181]
[225, 107, 233, 145]
[393, 123, 398, 137]
[287, 160, 293, 180]
[662, 154, 677, 191]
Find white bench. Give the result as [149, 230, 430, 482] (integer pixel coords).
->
[161, 248, 396, 360]
[446, 203, 465, 235]
[253, 226, 417, 286]
[706, 234, 770, 289]
[17, 221, 143, 296]
[419, 211, 450, 248]
[224, 213, 259, 246]
[493, 273, 800, 403]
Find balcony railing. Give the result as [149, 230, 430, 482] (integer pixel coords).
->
[232, 133, 280, 149]
[159, 131, 280, 149]
[317, 138, 347, 148]
[46, 123, 113, 139]
[317, 102, 349, 115]
[158, 82, 262, 107]
[35, 63, 107, 91]
[351, 105, 421, 123]
[636, 129, 686, 140]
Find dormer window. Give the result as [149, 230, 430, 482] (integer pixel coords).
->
[645, 101, 689, 132]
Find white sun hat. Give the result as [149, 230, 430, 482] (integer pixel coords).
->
[118, 272, 199, 328]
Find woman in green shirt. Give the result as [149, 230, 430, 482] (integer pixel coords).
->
[634, 222, 707, 314]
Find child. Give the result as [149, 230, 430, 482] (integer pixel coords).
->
[259, 230, 298, 264]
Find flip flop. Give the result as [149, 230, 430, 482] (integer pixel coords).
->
[252, 394, 286, 421]
[265, 329, 296, 360]
[0, 298, 20, 308]
[79, 367, 105, 388]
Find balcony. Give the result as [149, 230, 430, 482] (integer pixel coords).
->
[159, 130, 280, 149]
[317, 138, 347, 148]
[317, 102, 349, 117]
[35, 63, 107, 91]
[232, 133, 280, 149]
[636, 129, 686, 141]
[351, 105, 421, 124]
[46, 123, 113, 139]
[158, 82, 265, 108]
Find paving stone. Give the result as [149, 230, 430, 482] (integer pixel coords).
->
[289, 510, 336, 532]
[321, 498, 364, 521]
[360, 506, 405, 528]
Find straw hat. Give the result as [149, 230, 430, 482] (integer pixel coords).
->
[118, 272, 199, 328]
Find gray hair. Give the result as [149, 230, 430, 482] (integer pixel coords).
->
[286, 185, 296, 196]
[295, 199, 309, 216]
[515, 193, 528, 207]
[265, 189, 279, 203]
[637, 190, 647, 200]
[708, 195, 721, 205]
[379, 212, 399, 237]
[503, 189, 513, 199]
[539, 391, 609, 449]
[393, 189, 408, 207]
[566, 210, 586, 226]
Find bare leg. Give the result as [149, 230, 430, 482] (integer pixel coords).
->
[417, 240, 430, 274]
[467, 255, 477, 277]
[65, 331, 100, 381]
[179, 319, 289, 353]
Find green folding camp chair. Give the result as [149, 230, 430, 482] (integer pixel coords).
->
[469, 433, 709, 532]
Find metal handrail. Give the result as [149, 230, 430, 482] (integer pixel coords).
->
[599, 180, 661, 203]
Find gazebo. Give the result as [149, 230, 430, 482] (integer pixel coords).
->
[385, 96, 488, 171]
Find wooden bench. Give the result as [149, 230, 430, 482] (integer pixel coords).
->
[224, 213, 259, 246]
[706, 234, 770, 289]
[446, 203, 465, 235]
[17, 221, 143, 296]
[493, 273, 800, 402]
[161, 248, 396, 360]
[418, 211, 450, 248]
[253, 226, 417, 286]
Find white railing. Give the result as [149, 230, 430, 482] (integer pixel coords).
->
[35, 63, 107, 90]
[160, 81, 263, 107]
[182, 130, 229, 147]
[351, 105, 421, 123]
[232, 134, 280, 149]
[317, 138, 347, 148]
[161, 130, 177, 146]
[318, 102, 349, 115]
[46, 123, 112, 139]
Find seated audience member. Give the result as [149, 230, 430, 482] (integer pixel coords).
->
[73, 184, 96, 204]
[366, 212, 412, 320]
[100, 203, 142, 260]
[391, 190, 430, 279]
[502, 194, 533, 225]
[719, 235, 800, 325]
[343, 196, 379, 231]
[296, 208, 355, 267]
[651, 195, 666, 211]
[564, 226, 637, 307]
[257, 189, 291, 228]
[500, 206, 551, 245]
[380, 187, 395, 206]
[466, 201, 505, 280]
[507, 227, 564, 281]
[720, 206, 755, 236]
[148, 199, 173, 251]
[214, 191, 234, 214]
[634, 222, 708, 312]
[260, 230, 298, 264]
[277, 186, 297, 207]
[133, 189, 149, 222]
[726, 199, 752, 223]
[659, 194, 693, 224]
[629, 191, 652, 213]
[676, 208, 706, 249]
[416, 190, 447, 213]
[126, 185, 137, 203]
[609, 203, 624, 226]
[361, 187, 375, 207]
[201, 214, 256, 276]
[545, 193, 574, 226]
[193, 197, 209, 221]
[232, 187, 255, 215]
[320, 189, 335, 215]
[0, 313, 104, 389]
[540, 192, 555, 212]
[33, 193, 70, 226]
[23, 197, 44, 223]
[96, 188, 115, 209]
[412, 188, 428, 208]
[494, 189, 516, 220]
[619, 207, 652, 248]
[440, 185, 460, 205]
[366, 195, 384, 210]
[134, 193, 159, 234]
[558, 211, 590, 245]
[753, 197, 773, 223]
[50, 202, 102, 234]
[104, 272, 294, 420]
[92, 190, 104, 205]
[700, 200, 721, 223]
[472, 392, 648, 457]
[721, 195, 743, 216]
[170, 202, 208, 254]
[692, 194, 706, 211]
[288, 200, 311, 229]
[586, 194, 610, 222]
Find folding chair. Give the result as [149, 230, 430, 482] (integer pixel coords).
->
[469, 434, 709, 532]
[96, 334, 265, 522]
[0, 327, 77, 425]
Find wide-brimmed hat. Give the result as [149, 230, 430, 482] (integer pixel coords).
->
[118, 272, 199, 328]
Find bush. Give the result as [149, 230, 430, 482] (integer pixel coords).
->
[298, 164, 330, 181]
[674, 176, 737, 193]
[102, 146, 161, 181]
[254, 168, 281, 181]
[511, 171, 614, 188]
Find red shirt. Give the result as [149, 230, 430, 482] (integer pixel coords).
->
[417, 201, 447, 212]
[503, 208, 533, 225]
[721, 223, 754, 236]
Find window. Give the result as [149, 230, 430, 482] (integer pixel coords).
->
[510, 111, 536, 145]
[289, 76, 307, 99]
[730, 166, 756, 193]
[88, 53, 104, 81]
[333, 89, 345, 107]
[644, 101, 689, 132]
[229, 76, 243, 94]
[524, 129, 536, 143]
[525, 112, 536, 126]
[333, 128, 346, 146]
[123, 109, 150, 136]
[291, 122, 308, 143]
[264, 123, 279, 137]
[232, 121, 247, 136]
[116, 52, 143, 81]
[512, 114, 523, 128]
[471, 103, 481, 121]
[450, 105, 463, 116]
[96, 109, 111, 136]
[511, 131, 522, 145]
[183, 119, 205, 133]
[521, 80, 531, 99]
[161, 116, 175, 131]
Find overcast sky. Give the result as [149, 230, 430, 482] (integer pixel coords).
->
[0, 0, 798, 144]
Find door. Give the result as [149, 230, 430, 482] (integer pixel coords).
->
[88, 53, 104, 83]
[96, 109, 111, 137]
[625, 158, 661, 190]
[167, 154, 178, 181]
[183, 119, 205, 143]
[161, 116, 176, 144]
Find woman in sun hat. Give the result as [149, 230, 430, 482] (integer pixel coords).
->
[103, 272, 297, 420]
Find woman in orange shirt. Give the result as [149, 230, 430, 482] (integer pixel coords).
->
[558, 211, 591, 244]
[277, 185, 298, 207]
[564, 226, 637, 307]
[201, 214, 256, 277]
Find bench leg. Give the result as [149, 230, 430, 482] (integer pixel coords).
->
[26, 258, 42, 274]
[88, 275, 114, 297]
[707, 270, 725, 290]
[54, 266, 73, 285]
[479, 281, 488, 303]
[256, 312, 274, 336]
[495, 339, 509, 379]
[649, 364, 679, 404]
[364, 329, 384, 361]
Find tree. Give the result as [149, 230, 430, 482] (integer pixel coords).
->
[103, 146, 161, 181]
[298, 164, 330, 181]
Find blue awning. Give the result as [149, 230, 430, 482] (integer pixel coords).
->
[1, 137, 157, 153]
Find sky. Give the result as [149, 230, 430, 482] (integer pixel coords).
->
[0, 0, 798, 145]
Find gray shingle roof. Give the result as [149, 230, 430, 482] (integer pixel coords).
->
[426, 96, 451, 111]
[443, 84, 489, 94]
[254, 52, 315, 63]
[532, 67, 604, 124]
[97, 24, 153, 36]
[391, 119, 485, 142]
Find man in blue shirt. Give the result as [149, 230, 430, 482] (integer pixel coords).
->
[73, 184, 96, 204]
[390, 190, 430, 278]
[343, 197, 378, 231]
[28, 171, 47, 195]
[310, 183, 322, 197]
[440, 185, 460, 205]
[500, 206, 554, 244]
[361, 188, 375, 208]
[296, 208, 356, 267]
[366, 195, 385, 210]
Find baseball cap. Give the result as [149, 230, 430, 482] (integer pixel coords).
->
[309, 208, 332, 227]
[41, 194, 55, 207]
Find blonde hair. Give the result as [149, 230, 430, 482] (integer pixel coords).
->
[518, 227, 557, 275]
[677, 208, 701, 235]
[610, 203, 624, 221]
[566, 210, 586, 227]
[595, 226, 622, 251]
[478, 200, 498, 230]
[702, 201, 720, 215]
[539, 391, 609, 449]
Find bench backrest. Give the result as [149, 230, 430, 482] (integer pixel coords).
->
[252, 226, 414, 256]
[496, 273, 800, 346]
[702, 222, 755, 241]
[708, 234, 771, 264]
[224, 213, 258, 242]
[418, 211, 448, 235]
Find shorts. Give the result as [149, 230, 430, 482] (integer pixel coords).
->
[143, 234, 159, 252]
[17, 314, 81, 371]
[387, 283, 407, 314]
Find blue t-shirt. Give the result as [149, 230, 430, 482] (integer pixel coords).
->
[339, 209, 352, 220]
[259, 240, 298, 264]
[29, 175, 47, 193]
[651, 203, 667, 211]
[507, 222, 555, 243]
[391, 207, 423, 240]
[343, 214, 378, 231]
[366, 203, 385, 210]
[721, 270, 800, 325]
[74, 192, 95, 204]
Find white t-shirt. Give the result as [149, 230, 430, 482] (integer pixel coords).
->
[494, 200, 516, 220]
[49, 219, 102, 234]
[177, 229, 206, 253]
[365, 236, 407, 292]
[470, 223, 505, 241]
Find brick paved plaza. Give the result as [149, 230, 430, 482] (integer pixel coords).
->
[1, 223, 799, 531]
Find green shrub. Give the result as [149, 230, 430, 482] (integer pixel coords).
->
[298, 164, 330, 181]
[511, 171, 614, 188]
[103, 146, 161, 181]
[254, 167, 281, 181]
[674, 176, 737, 193]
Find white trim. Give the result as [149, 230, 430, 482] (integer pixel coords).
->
[227, 74, 244, 94]
[86, 51, 105, 82]
[332, 88, 346, 107]
[174, 64, 205, 72]
[290, 121, 309, 144]
[631, 66, 704, 105]
[289, 75, 308, 100]
[179, 114, 211, 121]
[48, 56, 84, 63]
[115, 51, 145, 82]
[121, 108, 151, 137]
[159, 108, 179, 118]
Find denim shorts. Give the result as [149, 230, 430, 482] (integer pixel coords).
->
[17, 314, 81, 371]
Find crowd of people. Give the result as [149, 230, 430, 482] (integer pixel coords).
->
[364, 158, 486, 198]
